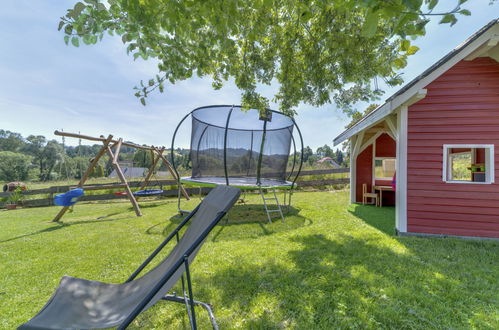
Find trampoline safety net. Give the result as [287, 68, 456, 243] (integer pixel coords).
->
[186, 105, 296, 187]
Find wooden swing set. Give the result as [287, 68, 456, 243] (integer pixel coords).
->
[51, 130, 189, 222]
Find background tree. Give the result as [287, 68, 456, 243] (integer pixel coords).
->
[335, 149, 344, 167]
[59, 0, 478, 113]
[23, 135, 47, 179]
[316, 144, 335, 159]
[0, 130, 26, 152]
[0, 151, 32, 182]
[302, 146, 313, 163]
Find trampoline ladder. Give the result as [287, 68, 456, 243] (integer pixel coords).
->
[260, 187, 284, 223]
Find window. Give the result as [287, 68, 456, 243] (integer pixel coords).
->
[375, 158, 396, 180]
[442, 145, 494, 184]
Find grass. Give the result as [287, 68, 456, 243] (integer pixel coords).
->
[0, 191, 497, 329]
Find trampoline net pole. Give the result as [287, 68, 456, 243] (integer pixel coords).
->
[223, 106, 234, 186]
[256, 116, 268, 185]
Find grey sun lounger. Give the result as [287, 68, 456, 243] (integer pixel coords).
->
[19, 185, 241, 330]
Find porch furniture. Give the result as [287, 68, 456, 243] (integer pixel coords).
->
[373, 185, 394, 207]
[362, 183, 379, 206]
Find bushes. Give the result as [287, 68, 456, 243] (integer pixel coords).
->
[0, 151, 32, 182]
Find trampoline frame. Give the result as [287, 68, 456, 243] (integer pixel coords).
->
[171, 105, 304, 216]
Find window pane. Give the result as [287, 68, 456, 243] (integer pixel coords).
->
[449, 152, 471, 181]
[444, 146, 492, 184]
[375, 158, 396, 179]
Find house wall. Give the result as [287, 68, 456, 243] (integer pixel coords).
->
[407, 57, 499, 238]
[375, 133, 396, 158]
[355, 145, 373, 203]
[375, 133, 396, 206]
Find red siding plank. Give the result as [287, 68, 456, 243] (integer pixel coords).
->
[408, 210, 499, 222]
[407, 225, 499, 238]
[408, 219, 499, 230]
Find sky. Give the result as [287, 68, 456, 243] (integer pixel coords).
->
[0, 1, 497, 150]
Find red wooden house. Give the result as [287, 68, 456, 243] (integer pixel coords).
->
[334, 19, 499, 239]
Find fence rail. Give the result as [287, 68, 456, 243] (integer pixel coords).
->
[1, 168, 350, 208]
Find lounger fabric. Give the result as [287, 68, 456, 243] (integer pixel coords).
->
[19, 185, 240, 329]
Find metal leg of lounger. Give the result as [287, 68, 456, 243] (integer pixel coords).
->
[184, 257, 197, 329]
[162, 295, 219, 330]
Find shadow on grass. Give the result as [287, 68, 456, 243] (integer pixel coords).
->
[349, 204, 396, 235]
[144, 204, 311, 242]
[199, 233, 497, 329]
[0, 215, 133, 244]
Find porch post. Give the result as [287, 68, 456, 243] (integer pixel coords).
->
[349, 137, 356, 203]
[396, 106, 408, 233]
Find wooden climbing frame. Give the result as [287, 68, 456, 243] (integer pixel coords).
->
[51, 130, 189, 222]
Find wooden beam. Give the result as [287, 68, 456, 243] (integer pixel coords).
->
[52, 134, 114, 222]
[153, 147, 190, 200]
[70, 183, 127, 191]
[113, 138, 122, 164]
[140, 147, 163, 190]
[107, 146, 142, 217]
[396, 106, 408, 233]
[54, 130, 157, 151]
[385, 116, 398, 140]
[352, 131, 364, 160]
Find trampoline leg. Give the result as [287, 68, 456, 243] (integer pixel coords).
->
[177, 182, 191, 215]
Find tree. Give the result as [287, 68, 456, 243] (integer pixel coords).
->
[316, 144, 334, 159]
[302, 146, 313, 163]
[0, 151, 32, 182]
[41, 140, 65, 181]
[335, 149, 344, 166]
[0, 130, 26, 152]
[133, 149, 153, 168]
[59, 0, 477, 114]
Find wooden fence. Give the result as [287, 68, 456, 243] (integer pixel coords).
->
[0, 168, 349, 208]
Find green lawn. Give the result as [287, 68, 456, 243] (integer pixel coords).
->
[0, 191, 497, 329]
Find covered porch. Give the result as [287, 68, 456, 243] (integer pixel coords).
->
[350, 120, 397, 207]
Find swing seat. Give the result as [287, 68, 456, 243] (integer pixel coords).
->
[133, 189, 163, 196]
[113, 191, 128, 196]
[54, 188, 84, 207]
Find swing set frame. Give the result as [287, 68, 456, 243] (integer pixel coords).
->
[51, 130, 189, 222]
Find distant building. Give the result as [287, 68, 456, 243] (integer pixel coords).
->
[317, 157, 340, 168]
[108, 166, 146, 178]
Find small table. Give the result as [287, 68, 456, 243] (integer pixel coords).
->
[373, 185, 394, 207]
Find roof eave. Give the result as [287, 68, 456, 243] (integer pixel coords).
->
[333, 18, 499, 147]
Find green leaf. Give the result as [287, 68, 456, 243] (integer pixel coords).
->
[459, 9, 471, 16]
[64, 35, 70, 45]
[58, 21, 65, 31]
[400, 39, 410, 51]
[428, 0, 438, 10]
[71, 37, 80, 47]
[73, 2, 85, 16]
[64, 24, 73, 35]
[406, 45, 419, 55]
[362, 11, 379, 38]
[140, 98, 146, 106]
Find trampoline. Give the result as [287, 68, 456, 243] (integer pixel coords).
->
[171, 105, 303, 221]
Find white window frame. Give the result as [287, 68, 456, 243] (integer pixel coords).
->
[374, 157, 396, 180]
[442, 144, 495, 184]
